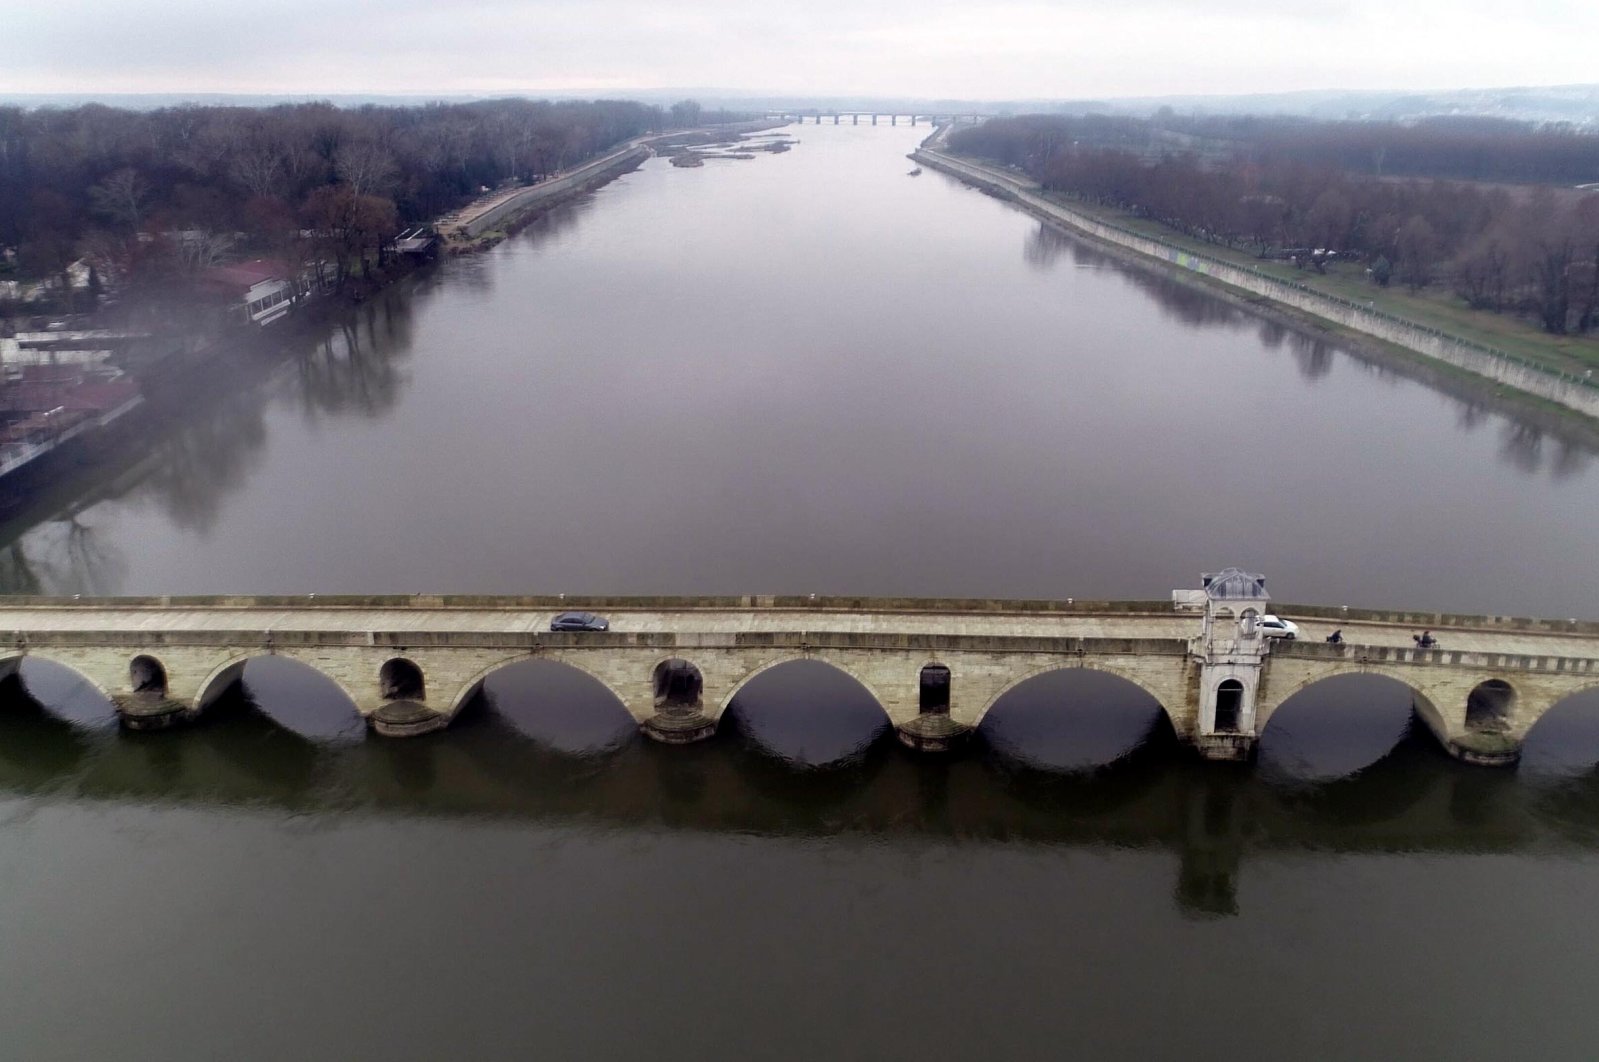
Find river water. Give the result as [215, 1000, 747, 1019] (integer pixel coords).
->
[4, 124, 1599, 1059]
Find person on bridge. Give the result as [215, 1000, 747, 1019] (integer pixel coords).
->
[1326, 629, 1343, 645]
[1414, 631, 1437, 649]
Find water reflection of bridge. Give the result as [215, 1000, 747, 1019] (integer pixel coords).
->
[3, 694, 1596, 919]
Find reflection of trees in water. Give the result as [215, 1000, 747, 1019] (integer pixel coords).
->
[1548, 439, 1592, 479]
[1133, 271, 1247, 330]
[1501, 422, 1546, 474]
[1035, 225, 1248, 330]
[1453, 399, 1598, 478]
[1024, 224, 1073, 272]
[516, 195, 595, 248]
[444, 195, 598, 294]
[1257, 320, 1287, 350]
[1288, 333, 1334, 381]
[1037, 222, 1596, 469]
[1456, 402, 1489, 433]
[1495, 422, 1590, 479]
[0, 283, 426, 568]
[135, 393, 270, 535]
[291, 295, 413, 421]
[0, 515, 126, 595]
[0, 542, 44, 595]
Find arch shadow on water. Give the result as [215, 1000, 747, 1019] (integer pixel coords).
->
[0, 663, 109, 784]
[196, 656, 367, 744]
[0, 655, 330, 804]
[979, 668, 1178, 771]
[4, 656, 120, 729]
[1256, 673, 1455, 828]
[1519, 686, 1599, 837]
[717, 660, 895, 804]
[1523, 685, 1599, 777]
[139, 676, 324, 800]
[453, 659, 638, 755]
[975, 668, 1179, 816]
[720, 659, 892, 767]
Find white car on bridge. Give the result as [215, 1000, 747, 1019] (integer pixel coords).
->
[1255, 615, 1300, 639]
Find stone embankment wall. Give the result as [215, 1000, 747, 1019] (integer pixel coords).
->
[913, 147, 1599, 421]
[443, 143, 652, 239]
[442, 120, 784, 240]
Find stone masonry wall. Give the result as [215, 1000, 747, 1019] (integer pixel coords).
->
[456, 144, 651, 237]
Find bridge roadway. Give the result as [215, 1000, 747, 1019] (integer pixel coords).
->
[4, 599, 1594, 652]
[1, 595, 1597, 762]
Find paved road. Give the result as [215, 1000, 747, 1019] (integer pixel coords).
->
[1, 604, 1596, 659]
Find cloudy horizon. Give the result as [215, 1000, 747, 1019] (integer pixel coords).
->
[3, 0, 1597, 101]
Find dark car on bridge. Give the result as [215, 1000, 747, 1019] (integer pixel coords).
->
[550, 610, 609, 632]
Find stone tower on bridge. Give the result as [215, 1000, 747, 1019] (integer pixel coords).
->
[1191, 568, 1272, 761]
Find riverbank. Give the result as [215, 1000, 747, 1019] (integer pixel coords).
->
[0, 122, 785, 512]
[913, 134, 1599, 426]
[436, 120, 786, 253]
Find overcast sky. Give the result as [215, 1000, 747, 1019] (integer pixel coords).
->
[3, 0, 1596, 101]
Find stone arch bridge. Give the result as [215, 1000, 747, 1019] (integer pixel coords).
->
[2, 594, 1597, 765]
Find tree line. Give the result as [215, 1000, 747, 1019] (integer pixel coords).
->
[949, 115, 1599, 334]
[0, 97, 690, 302]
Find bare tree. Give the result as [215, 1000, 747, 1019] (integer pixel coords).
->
[334, 141, 397, 200]
[88, 167, 150, 231]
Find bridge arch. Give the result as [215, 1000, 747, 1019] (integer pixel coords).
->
[446, 654, 633, 721]
[1258, 671, 1437, 780]
[1466, 678, 1517, 732]
[717, 655, 892, 724]
[0, 651, 114, 710]
[973, 661, 1180, 732]
[652, 657, 703, 709]
[129, 655, 168, 695]
[1519, 679, 1599, 772]
[717, 655, 893, 765]
[379, 657, 425, 702]
[976, 662, 1175, 770]
[192, 653, 363, 721]
[918, 662, 952, 714]
[1258, 663, 1452, 746]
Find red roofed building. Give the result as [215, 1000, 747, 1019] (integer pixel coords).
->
[200, 259, 297, 325]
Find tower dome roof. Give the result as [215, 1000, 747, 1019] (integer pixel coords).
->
[1202, 568, 1269, 601]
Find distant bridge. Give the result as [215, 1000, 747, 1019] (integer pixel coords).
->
[767, 111, 991, 126]
[3, 576, 1597, 766]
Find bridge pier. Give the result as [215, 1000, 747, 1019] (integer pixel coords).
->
[369, 701, 448, 737]
[1193, 732, 1257, 762]
[893, 661, 972, 751]
[114, 692, 192, 731]
[895, 714, 971, 752]
[1444, 733, 1522, 767]
[642, 707, 717, 743]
